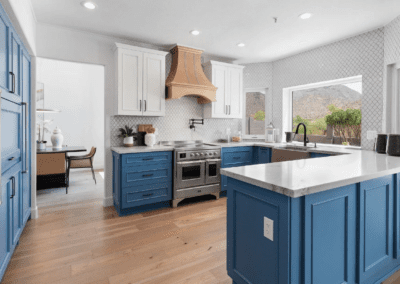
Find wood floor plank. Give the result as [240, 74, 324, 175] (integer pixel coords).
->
[2, 183, 229, 284]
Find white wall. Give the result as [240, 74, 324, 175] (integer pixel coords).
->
[36, 58, 104, 169]
[0, 0, 36, 55]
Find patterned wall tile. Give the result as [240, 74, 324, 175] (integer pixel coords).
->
[271, 28, 384, 150]
[383, 15, 400, 132]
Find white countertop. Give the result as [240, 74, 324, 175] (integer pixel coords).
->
[111, 145, 174, 154]
[221, 143, 400, 198]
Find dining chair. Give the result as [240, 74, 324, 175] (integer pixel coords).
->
[66, 147, 97, 194]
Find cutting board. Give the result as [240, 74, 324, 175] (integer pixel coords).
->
[138, 124, 153, 132]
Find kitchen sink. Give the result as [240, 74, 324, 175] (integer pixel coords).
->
[276, 146, 311, 152]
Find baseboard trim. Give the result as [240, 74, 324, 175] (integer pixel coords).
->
[31, 206, 39, 219]
[103, 196, 113, 207]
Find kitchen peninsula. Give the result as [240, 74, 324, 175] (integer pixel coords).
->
[221, 145, 400, 284]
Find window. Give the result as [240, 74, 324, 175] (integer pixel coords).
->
[243, 88, 269, 138]
[283, 76, 362, 146]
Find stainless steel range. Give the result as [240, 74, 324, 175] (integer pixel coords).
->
[161, 140, 221, 207]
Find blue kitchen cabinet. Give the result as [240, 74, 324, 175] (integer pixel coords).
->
[21, 49, 30, 223]
[112, 151, 173, 216]
[0, 2, 31, 282]
[304, 183, 357, 284]
[225, 173, 400, 284]
[0, 4, 10, 93]
[310, 152, 330, 158]
[358, 175, 394, 284]
[0, 171, 11, 281]
[0, 163, 23, 281]
[1, 98, 22, 174]
[221, 147, 253, 192]
[257, 146, 271, 164]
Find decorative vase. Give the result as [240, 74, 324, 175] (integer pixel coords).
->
[37, 141, 47, 150]
[51, 126, 64, 149]
[145, 134, 156, 147]
[123, 136, 134, 147]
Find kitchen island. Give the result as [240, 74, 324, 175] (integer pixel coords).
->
[221, 146, 400, 284]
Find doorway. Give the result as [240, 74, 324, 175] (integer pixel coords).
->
[35, 58, 105, 207]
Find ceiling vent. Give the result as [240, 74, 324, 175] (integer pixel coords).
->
[166, 45, 217, 104]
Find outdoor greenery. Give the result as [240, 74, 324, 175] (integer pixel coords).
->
[293, 104, 361, 143]
[254, 110, 265, 121]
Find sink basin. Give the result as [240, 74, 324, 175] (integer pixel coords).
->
[276, 146, 311, 152]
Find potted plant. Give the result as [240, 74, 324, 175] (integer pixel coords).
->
[36, 119, 53, 150]
[118, 125, 136, 147]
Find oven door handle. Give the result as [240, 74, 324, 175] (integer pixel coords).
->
[205, 159, 221, 163]
[176, 161, 206, 165]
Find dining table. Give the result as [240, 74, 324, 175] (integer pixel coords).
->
[37, 146, 87, 190]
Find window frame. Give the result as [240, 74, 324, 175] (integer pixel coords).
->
[242, 87, 269, 139]
[282, 75, 362, 144]
[386, 61, 400, 134]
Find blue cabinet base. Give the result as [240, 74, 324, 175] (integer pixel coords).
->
[226, 174, 400, 284]
[114, 200, 171, 217]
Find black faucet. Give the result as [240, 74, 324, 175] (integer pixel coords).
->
[294, 123, 309, 147]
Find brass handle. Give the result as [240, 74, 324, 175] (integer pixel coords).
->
[8, 157, 15, 161]
[142, 193, 153, 197]
[142, 174, 153, 177]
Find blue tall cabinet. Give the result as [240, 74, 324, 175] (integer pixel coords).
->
[0, 3, 31, 282]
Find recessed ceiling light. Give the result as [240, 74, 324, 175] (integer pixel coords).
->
[81, 1, 96, 10]
[299, 13, 312, 19]
[190, 30, 200, 35]
[237, 43, 245, 47]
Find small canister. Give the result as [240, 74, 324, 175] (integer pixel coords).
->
[375, 134, 388, 154]
[387, 134, 400, 156]
[285, 132, 294, 143]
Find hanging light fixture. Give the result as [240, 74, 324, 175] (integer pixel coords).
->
[36, 85, 61, 113]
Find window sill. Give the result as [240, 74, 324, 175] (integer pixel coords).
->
[290, 141, 362, 150]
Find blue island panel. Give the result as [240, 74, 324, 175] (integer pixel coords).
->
[304, 183, 357, 284]
[227, 178, 290, 284]
[225, 172, 400, 284]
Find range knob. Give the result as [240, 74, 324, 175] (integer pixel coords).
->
[208, 153, 213, 156]
[200, 153, 204, 156]
[190, 153, 195, 157]
[214, 152, 218, 155]
[195, 153, 200, 157]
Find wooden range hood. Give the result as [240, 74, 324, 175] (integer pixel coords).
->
[166, 45, 217, 104]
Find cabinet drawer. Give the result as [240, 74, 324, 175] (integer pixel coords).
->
[222, 147, 253, 167]
[121, 163, 171, 188]
[122, 151, 172, 166]
[121, 183, 171, 209]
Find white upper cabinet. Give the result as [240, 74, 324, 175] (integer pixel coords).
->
[114, 43, 167, 116]
[203, 61, 244, 119]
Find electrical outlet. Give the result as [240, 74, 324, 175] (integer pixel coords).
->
[367, 130, 377, 140]
[264, 217, 273, 241]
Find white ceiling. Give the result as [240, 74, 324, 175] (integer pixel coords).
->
[31, 0, 400, 63]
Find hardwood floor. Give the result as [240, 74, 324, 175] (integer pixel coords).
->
[2, 194, 231, 284]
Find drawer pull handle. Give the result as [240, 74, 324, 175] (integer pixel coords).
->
[143, 174, 154, 177]
[233, 157, 241, 159]
[143, 193, 153, 197]
[8, 157, 15, 161]
[143, 158, 154, 161]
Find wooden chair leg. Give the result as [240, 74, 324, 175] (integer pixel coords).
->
[90, 161, 96, 184]
[66, 160, 71, 194]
